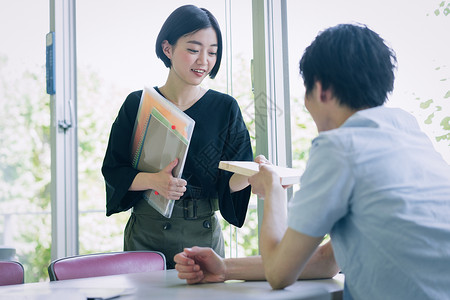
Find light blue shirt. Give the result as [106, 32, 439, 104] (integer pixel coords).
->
[288, 106, 450, 299]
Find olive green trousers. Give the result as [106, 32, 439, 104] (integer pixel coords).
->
[124, 197, 224, 269]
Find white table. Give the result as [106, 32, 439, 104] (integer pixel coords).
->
[0, 269, 344, 300]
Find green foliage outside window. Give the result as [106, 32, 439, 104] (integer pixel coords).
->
[0, 56, 51, 282]
[0, 2, 447, 283]
[419, 1, 450, 145]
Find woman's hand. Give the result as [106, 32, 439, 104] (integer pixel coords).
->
[254, 154, 270, 165]
[153, 158, 187, 200]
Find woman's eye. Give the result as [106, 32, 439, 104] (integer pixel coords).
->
[209, 52, 217, 56]
[187, 49, 199, 53]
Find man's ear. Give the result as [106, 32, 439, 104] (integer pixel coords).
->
[317, 81, 333, 103]
[161, 40, 172, 59]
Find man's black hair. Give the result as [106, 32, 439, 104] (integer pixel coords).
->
[300, 24, 397, 109]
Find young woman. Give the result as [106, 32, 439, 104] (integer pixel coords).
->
[102, 5, 253, 269]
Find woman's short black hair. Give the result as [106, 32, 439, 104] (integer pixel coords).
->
[155, 5, 223, 79]
[299, 24, 397, 109]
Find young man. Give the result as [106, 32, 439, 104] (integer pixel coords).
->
[174, 24, 450, 299]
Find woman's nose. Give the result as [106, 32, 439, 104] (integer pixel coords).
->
[196, 51, 207, 65]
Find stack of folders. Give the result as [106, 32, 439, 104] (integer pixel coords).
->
[130, 86, 195, 218]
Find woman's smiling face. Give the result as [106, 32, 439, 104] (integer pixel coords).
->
[165, 27, 218, 86]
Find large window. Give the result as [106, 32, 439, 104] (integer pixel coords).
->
[287, 0, 450, 181]
[76, 0, 257, 258]
[0, 0, 256, 283]
[0, 0, 51, 282]
[3, 0, 446, 284]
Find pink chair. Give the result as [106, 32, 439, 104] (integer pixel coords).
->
[48, 251, 166, 281]
[0, 261, 24, 286]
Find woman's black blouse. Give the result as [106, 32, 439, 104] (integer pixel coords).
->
[101, 88, 253, 227]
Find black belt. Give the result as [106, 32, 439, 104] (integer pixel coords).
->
[133, 197, 218, 220]
[170, 198, 218, 220]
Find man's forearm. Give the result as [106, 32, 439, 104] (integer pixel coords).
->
[298, 241, 340, 279]
[224, 256, 265, 281]
[223, 241, 338, 282]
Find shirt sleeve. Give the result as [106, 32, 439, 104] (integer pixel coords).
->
[101, 91, 143, 216]
[216, 101, 253, 227]
[288, 134, 355, 237]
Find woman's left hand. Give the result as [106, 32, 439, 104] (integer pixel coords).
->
[254, 154, 270, 165]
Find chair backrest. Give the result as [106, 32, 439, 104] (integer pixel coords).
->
[0, 247, 16, 261]
[0, 261, 24, 286]
[48, 251, 166, 281]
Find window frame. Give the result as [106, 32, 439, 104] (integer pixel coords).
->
[49, 0, 78, 260]
[252, 0, 292, 241]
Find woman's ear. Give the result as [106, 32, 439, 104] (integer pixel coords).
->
[161, 40, 172, 59]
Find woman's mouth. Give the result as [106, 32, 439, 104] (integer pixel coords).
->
[192, 69, 206, 77]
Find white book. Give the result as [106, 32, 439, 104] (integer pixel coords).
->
[219, 161, 302, 185]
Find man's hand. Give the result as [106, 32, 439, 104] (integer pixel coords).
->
[174, 247, 226, 284]
[251, 154, 293, 193]
[248, 164, 281, 198]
